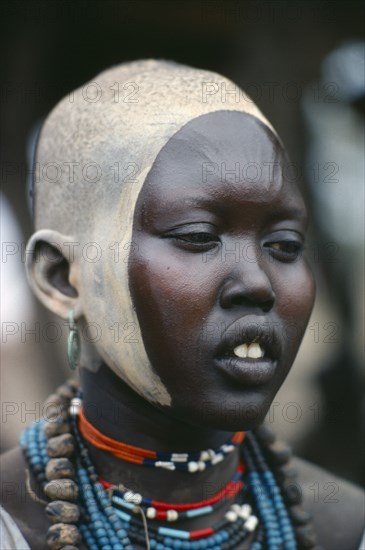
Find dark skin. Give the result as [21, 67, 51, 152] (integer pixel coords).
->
[128, 111, 314, 432]
[1, 112, 364, 549]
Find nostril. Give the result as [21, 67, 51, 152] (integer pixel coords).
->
[230, 294, 274, 312]
[261, 297, 275, 313]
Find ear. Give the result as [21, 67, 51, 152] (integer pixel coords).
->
[25, 229, 83, 320]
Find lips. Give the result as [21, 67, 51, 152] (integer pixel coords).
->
[213, 317, 281, 386]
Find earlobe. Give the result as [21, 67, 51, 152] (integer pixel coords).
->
[25, 229, 82, 320]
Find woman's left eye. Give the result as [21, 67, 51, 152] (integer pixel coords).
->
[265, 240, 303, 261]
[178, 233, 217, 244]
[168, 232, 220, 251]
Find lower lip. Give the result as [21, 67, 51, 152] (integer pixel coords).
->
[214, 355, 277, 386]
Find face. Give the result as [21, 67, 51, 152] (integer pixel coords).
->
[127, 111, 315, 431]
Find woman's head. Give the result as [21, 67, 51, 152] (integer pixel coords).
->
[26, 60, 315, 430]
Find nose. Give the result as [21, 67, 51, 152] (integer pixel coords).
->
[219, 261, 275, 312]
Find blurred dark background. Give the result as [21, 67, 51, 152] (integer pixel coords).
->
[1, 0, 364, 485]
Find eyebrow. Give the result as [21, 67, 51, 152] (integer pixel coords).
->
[166, 196, 308, 223]
[265, 206, 308, 223]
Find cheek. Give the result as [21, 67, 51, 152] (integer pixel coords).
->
[129, 244, 217, 328]
[273, 263, 315, 340]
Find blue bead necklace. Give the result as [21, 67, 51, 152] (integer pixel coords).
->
[20, 381, 317, 550]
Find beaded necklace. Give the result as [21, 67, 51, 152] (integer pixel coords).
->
[101, 466, 244, 522]
[20, 380, 319, 550]
[78, 407, 245, 473]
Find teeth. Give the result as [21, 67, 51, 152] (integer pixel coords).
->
[233, 342, 264, 359]
[248, 343, 264, 358]
[233, 343, 248, 358]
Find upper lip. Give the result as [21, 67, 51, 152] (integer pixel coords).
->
[214, 316, 281, 360]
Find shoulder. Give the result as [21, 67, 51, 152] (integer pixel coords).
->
[0, 505, 30, 549]
[0, 446, 49, 550]
[293, 456, 365, 550]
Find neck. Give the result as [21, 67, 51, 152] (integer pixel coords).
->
[80, 364, 239, 502]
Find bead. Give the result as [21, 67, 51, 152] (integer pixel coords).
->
[44, 419, 72, 438]
[147, 507, 156, 519]
[282, 481, 302, 505]
[171, 453, 188, 462]
[155, 461, 176, 471]
[238, 504, 251, 520]
[295, 525, 318, 548]
[211, 453, 224, 465]
[225, 510, 237, 522]
[159, 526, 190, 539]
[45, 501, 80, 523]
[46, 458, 75, 480]
[47, 434, 75, 458]
[69, 398, 82, 416]
[244, 515, 258, 532]
[46, 523, 81, 549]
[44, 393, 66, 408]
[91, 519, 103, 528]
[231, 504, 241, 513]
[44, 479, 79, 501]
[188, 461, 199, 473]
[275, 463, 299, 483]
[57, 384, 75, 400]
[289, 504, 312, 525]
[221, 444, 234, 453]
[167, 509, 178, 521]
[200, 450, 210, 461]
[198, 461, 206, 471]
[123, 491, 142, 504]
[267, 440, 292, 465]
[65, 378, 80, 391]
[255, 424, 276, 445]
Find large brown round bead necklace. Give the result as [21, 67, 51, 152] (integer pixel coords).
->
[20, 380, 319, 550]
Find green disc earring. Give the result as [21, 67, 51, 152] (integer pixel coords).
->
[67, 309, 81, 370]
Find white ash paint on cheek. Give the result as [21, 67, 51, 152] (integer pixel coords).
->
[95, 165, 172, 407]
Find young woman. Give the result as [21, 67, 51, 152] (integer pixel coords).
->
[1, 59, 364, 550]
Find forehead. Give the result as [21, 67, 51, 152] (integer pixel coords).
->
[138, 111, 305, 219]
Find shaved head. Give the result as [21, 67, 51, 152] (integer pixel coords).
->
[33, 59, 275, 240]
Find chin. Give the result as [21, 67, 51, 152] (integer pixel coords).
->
[173, 390, 273, 432]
